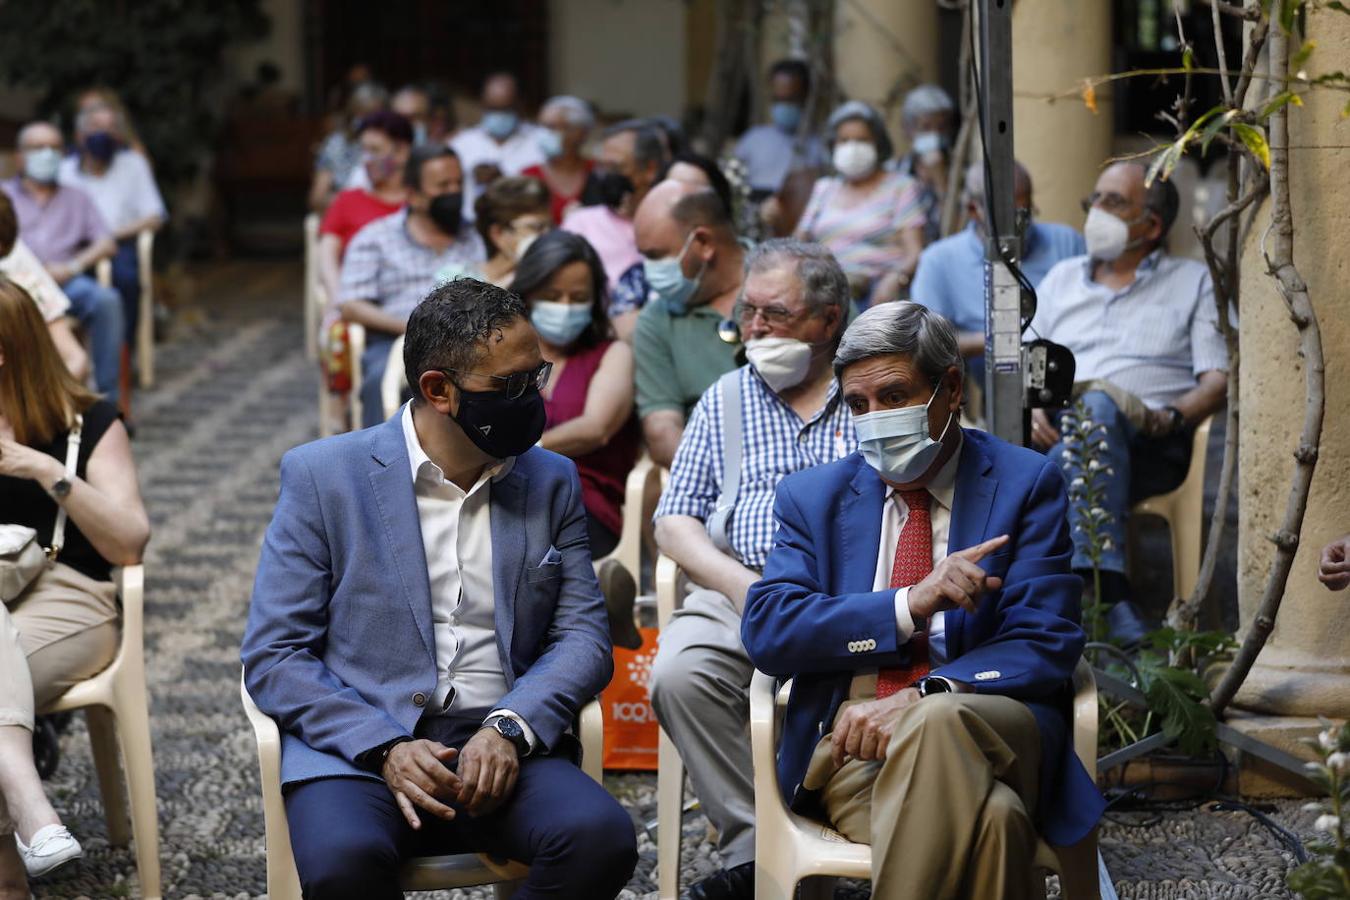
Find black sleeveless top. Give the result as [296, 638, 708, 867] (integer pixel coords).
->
[0, 399, 121, 583]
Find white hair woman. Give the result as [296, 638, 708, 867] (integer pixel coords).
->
[523, 95, 596, 223]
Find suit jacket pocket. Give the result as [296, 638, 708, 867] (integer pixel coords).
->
[525, 561, 563, 585]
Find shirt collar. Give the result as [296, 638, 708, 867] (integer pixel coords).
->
[746, 364, 842, 424]
[884, 430, 963, 513]
[1080, 247, 1167, 288]
[400, 401, 514, 491]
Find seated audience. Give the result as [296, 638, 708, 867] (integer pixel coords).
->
[509, 230, 639, 559]
[633, 181, 745, 467]
[59, 102, 167, 347]
[910, 160, 1084, 385]
[317, 111, 415, 305]
[74, 88, 148, 158]
[562, 119, 667, 291]
[521, 95, 595, 224]
[650, 240, 855, 900]
[241, 279, 637, 899]
[451, 176, 552, 288]
[3, 122, 122, 405]
[1319, 533, 1350, 591]
[391, 84, 432, 147]
[309, 81, 390, 213]
[890, 84, 959, 243]
[741, 302, 1103, 900]
[0, 278, 150, 888]
[1030, 162, 1227, 645]
[450, 72, 547, 223]
[795, 101, 924, 308]
[338, 145, 485, 428]
[0, 193, 87, 379]
[733, 58, 825, 198]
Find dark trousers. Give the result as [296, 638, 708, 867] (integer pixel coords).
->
[283, 716, 637, 900]
[111, 236, 141, 343]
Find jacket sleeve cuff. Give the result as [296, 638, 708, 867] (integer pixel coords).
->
[894, 588, 918, 643]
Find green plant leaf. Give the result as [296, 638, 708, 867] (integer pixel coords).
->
[1143, 664, 1217, 757]
[1197, 109, 1240, 152]
[1232, 123, 1272, 168]
[1259, 91, 1304, 120]
[1279, 0, 1300, 34]
[1182, 46, 1195, 72]
[1326, 0, 1350, 15]
[1292, 39, 1317, 70]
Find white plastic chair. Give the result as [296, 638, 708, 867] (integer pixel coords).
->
[380, 334, 408, 421]
[93, 230, 156, 388]
[303, 213, 320, 361]
[347, 321, 366, 430]
[747, 660, 1102, 900]
[654, 553, 690, 900]
[593, 454, 659, 587]
[1131, 415, 1213, 603]
[241, 676, 603, 899]
[39, 564, 162, 900]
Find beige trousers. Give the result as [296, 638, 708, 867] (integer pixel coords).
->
[804, 693, 1049, 900]
[0, 563, 119, 831]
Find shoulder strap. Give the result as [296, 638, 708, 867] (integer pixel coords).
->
[708, 371, 743, 554]
[47, 414, 81, 559]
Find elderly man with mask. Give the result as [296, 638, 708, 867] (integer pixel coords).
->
[1029, 162, 1227, 646]
[2, 122, 122, 405]
[650, 239, 855, 900]
[449, 72, 546, 223]
[742, 302, 1102, 900]
[338, 145, 485, 427]
[910, 160, 1084, 386]
[733, 58, 825, 198]
[632, 181, 745, 468]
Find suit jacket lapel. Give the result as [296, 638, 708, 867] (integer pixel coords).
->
[490, 466, 528, 682]
[843, 455, 885, 594]
[367, 418, 436, 665]
[945, 432, 997, 659]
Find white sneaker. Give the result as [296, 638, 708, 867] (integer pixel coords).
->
[15, 824, 82, 878]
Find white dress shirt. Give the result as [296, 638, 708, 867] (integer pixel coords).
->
[449, 123, 548, 221]
[850, 440, 963, 699]
[401, 404, 536, 747]
[58, 150, 166, 234]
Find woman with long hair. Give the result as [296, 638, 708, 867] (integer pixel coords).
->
[0, 277, 149, 886]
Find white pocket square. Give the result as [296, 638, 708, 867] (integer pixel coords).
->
[538, 546, 562, 566]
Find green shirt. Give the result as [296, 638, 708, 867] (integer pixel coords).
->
[634, 301, 740, 419]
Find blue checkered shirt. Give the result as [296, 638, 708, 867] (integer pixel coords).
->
[655, 366, 857, 570]
[339, 209, 486, 323]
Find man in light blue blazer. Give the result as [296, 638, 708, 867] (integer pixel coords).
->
[742, 303, 1104, 900]
[241, 279, 636, 899]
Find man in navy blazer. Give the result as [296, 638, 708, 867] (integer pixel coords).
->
[241, 279, 636, 899]
[742, 303, 1103, 900]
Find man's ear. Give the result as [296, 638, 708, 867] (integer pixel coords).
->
[944, 365, 964, 414]
[418, 369, 457, 416]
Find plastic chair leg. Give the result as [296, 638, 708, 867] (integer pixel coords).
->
[115, 679, 163, 900]
[1056, 828, 1101, 900]
[656, 726, 685, 900]
[85, 705, 130, 845]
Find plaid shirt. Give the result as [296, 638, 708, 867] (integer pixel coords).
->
[339, 209, 485, 323]
[655, 365, 857, 571]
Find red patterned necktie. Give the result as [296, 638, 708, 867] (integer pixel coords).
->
[877, 489, 932, 699]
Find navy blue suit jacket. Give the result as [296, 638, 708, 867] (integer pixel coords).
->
[741, 428, 1104, 847]
[241, 414, 613, 786]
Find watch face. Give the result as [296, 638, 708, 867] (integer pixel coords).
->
[494, 717, 523, 739]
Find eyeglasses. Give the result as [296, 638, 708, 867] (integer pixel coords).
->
[1080, 191, 1134, 214]
[733, 301, 811, 328]
[440, 360, 553, 399]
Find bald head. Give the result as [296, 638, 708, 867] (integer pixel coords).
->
[964, 160, 1033, 209]
[635, 180, 736, 257]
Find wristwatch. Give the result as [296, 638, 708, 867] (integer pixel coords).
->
[916, 676, 952, 698]
[484, 715, 530, 756]
[1163, 405, 1186, 435]
[48, 476, 72, 500]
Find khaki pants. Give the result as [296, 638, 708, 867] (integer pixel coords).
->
[0, 562, 119, 831]
[804, 693, 1049, 900]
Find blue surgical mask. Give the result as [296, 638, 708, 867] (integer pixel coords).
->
[643, 231, 705, 317]
[23, 147, 61, 184]
[531, 300, 593, 346]
[482, 110, 519, 141]
[536, 128, 564, 160]
[854, 388, 954, 484]
[770, 102, 802, 133]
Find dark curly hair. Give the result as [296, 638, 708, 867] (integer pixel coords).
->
[403, 277, 527, 401]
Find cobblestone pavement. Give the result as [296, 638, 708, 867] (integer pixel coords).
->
[30, 261, 1315, 899]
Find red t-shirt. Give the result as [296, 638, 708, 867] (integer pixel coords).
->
[522, 161, 594, 225]
[320, 188, 404, 254]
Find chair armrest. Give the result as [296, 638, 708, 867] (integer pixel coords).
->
[240, 671, 282, 754]
[749, 670, 792, 820]
[136, 228, 154, 266]
[95, 257, 112, 288]
[114, 564, 145, 669]
[655, 554, 681, 628]
[380, 335, 406, 419]
[578, 698, 603, 784]
[1071, 658, 1098, 781]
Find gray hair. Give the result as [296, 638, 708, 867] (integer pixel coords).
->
[834, 301, 963, 382]
[743, 239, 849, 318]
[963, 159, 1032, 203]
[901, 84, 955, 125]
[824, 100, 893, 161]
[541, 95, 594, 130]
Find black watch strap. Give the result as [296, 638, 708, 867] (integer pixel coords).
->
[486, 715, 531, 756]
[1164, 405, 1186, 434]
[359, 736, 412, 773]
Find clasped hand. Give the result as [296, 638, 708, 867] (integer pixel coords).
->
[381, 728, 519, 829]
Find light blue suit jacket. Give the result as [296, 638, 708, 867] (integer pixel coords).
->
[241, 414, 613, 786]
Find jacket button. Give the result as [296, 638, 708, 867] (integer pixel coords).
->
[412, 692, 427, 707]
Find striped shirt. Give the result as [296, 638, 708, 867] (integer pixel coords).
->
[338, 208, 486, 324]
[1030, 250, 1227, 409]
[655, 366, 857, 571]
[795, 172, 926, 297]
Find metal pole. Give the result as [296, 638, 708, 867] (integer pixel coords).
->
[978, 0, 1027, 445]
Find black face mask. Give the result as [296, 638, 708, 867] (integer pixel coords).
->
[582, 170, 635, 209]
[427, 192, 464, 235]
[82, 131, 119, 164]
[451, 384, 546, 459]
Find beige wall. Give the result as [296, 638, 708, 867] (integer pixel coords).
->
[549, 0, 685, 119]
[1234, 7, 1350, 718]
[832, 0, 939, 154]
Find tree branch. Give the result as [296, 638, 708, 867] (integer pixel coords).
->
[1198, 0, 1263, 22]
[1210, 19, 1326, 717]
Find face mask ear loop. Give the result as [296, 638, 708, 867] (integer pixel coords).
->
[927, 381, 956, 444]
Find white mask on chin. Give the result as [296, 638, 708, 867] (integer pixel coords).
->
[745, 337, 813, 393]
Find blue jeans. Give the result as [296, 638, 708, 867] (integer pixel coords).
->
[1046, 390, 1192, 575]
[61, 274, 124, 405]
[110, 237, 141, 340]
[360, 332, 397, 429]
[283, 716, 637, 900]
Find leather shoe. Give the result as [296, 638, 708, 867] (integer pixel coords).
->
[597, 558, 642, 650]
[686, 860, 754, 900]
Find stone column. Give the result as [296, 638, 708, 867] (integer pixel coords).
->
[1232, 6, 1350, 736]
[832, 0, 939, 153]
[1011, 0, 1114, 227]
